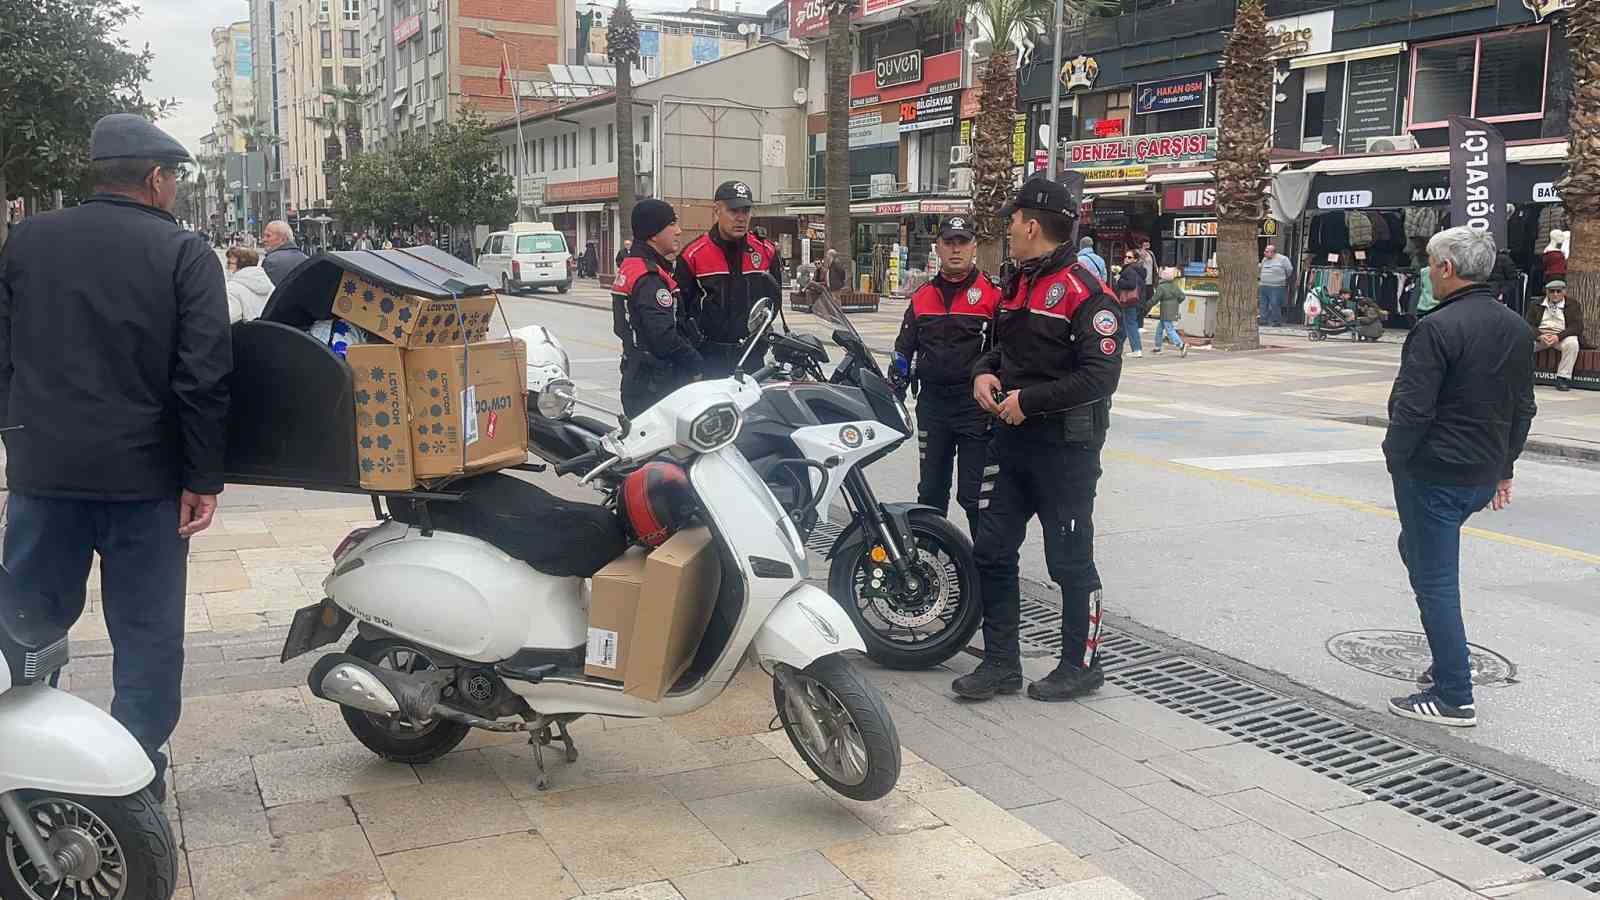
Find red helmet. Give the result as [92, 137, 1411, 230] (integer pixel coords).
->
[619, 461, 695, 547]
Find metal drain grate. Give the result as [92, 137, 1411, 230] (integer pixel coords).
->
[1014, 597, 1168, 670]
[1106, 657, 1285, 722]
[1097, 629, 1171, 671]
[1018, 596, 1064, 652]
[1360, 761, 1600, 861]
[1534, 837, 1600, 892]
[1218, 704, 1433, 783]
[804, 521, 846, 558]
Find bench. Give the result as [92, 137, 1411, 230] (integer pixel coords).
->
[1535, 347, 1600, 391]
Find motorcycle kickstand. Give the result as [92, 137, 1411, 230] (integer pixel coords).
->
[526, 714, 582, 791]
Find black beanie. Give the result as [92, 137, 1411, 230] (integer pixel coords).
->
[632, 198, 676, 241]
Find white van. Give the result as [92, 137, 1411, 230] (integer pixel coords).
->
[478, 222, 573, 295]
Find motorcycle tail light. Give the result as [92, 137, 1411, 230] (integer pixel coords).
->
[333, 526, 379, 562]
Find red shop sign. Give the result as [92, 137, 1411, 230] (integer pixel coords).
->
[788, 0, 918, 41]
[849, 49, 962, 109]
[1162, 185, 1215, 210]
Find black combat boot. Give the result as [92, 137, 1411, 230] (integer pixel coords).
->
[952, 661, 1024, 700]
[1027, 659, 1104, 702]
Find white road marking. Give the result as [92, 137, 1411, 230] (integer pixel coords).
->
[1111, 407, 1175, 420]
[1172, 448, 1385, 470]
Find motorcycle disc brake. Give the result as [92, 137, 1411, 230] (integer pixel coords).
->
[861, 547, 949, 629]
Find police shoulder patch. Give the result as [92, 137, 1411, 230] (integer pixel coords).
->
[655, 288, 674, 308]
[967, 286, 982, 305]
[750, 251, 763, 269]
[1044, 283, 1067, 309]
[1099, 337, 1119, 355]
[1092, 308, 1118, 336]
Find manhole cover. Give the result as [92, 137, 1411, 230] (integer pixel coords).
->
[1326, 630, 1517, 686]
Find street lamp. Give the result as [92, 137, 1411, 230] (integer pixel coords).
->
[477, 26, 529, 220]
[1045, 0, 1065, 180]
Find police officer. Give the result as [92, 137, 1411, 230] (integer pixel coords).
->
[613, 198, 701, 416]
[953, 173, 1123, 702]
[890, 216, 1002, 534]
[676, 180, 785, 377]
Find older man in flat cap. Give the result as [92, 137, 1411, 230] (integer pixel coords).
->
[0, 113, 231, 799]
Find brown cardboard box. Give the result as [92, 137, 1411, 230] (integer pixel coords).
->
[331, 273, 500, 348]
[585, 547, 648, 681]
[347, 344, 414, 492]
[403, 340, 529, 480]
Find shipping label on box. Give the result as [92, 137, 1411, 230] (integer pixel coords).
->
[347, 344, 414, 491]
[331, 273, 500, 347]
[404, 341, 528, 479]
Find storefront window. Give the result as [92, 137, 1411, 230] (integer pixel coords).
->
[1073, 90, 1132, 140]
[915, 129, 956, 192]
[1410, 29, 1547, 128]
[856, 18, 957, 71]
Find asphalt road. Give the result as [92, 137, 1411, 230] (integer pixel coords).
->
[500, 282, 1600, 796]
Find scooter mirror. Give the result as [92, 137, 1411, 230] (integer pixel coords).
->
[747, 297, 774, 334]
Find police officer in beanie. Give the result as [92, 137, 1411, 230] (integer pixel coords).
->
[613, 198, 700, 416]
[890, 216, 1002, 534]
[676, 180, 785, 377]
[0, 114, 232, 797]
[954, 173, 1123, 702]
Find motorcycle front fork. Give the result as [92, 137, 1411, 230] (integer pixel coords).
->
[841, 468, 917, 582]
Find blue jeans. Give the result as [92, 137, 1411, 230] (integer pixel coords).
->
[1122, 306, 1143, 352]
[1153, 319, 1184, 350]
[3, 494, 190, 778]
[1258, 285, 1287, 325]
[1391, 474, 1496, 708]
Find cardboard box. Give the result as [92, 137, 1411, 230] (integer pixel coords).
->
[331, 273, 500, 348]
[405, 340, 529, 479]
[347, 344, 414, 492]
[586, 547, 648, 681]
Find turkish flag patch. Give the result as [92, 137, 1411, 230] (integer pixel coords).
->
[1099, 337, 1118, 355]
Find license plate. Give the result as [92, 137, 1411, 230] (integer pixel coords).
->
[279, 600, 354, 663]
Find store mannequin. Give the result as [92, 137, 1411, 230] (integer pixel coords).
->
[1544, 229, 1570, 283]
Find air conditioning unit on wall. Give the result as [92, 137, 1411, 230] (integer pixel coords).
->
[950, 145, 973, 167]
[635, 142, 654, 172]
[1365, 134, 1419, 153]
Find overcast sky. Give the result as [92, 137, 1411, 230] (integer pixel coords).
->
[122, 0, 702, 159]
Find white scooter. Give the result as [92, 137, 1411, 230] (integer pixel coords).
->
[280, 301, 902, 800]
[0, 578, 178, 900]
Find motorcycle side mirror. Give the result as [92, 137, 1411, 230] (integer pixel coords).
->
[747, 297, 774, 335]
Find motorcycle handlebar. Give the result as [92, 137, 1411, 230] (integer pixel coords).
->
[555, 447, 612, 477]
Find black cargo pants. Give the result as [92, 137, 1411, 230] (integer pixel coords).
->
[914, 383, 990, 534]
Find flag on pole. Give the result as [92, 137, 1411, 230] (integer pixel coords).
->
[498, 46, 510, 97]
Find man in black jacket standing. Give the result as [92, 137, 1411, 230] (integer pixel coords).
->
[0, 114, 231, 796]
[676, 180, 785, 377]
[1384, 226, 1536, 728]
[613, 199, 700, 416]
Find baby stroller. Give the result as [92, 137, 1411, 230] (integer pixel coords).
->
[1304, 288, 1352, 341]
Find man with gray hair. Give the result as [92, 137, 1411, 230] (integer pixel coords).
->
[260, 219, 310, 284]
[1382, 226, 1536, 728]
[1075, 236, 1107, 281]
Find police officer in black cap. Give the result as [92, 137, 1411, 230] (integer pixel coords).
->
[953, 173, 1123, 703]
[0, 113, 232, 798]
[890, 216, 1002, 534]
[676, 180, 786, 377]
[613, 198, 701, 416]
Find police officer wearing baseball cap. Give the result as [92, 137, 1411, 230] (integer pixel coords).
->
[955, 173, 1124, 702]
[612, 197, 702, 415]
[890, 216, 1002, 535]
[676, 180, 786, 377]
[0, 114, 231, 798]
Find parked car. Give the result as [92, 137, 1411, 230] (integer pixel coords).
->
[478, 222, 574, 295]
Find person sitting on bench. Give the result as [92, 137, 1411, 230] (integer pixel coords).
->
[1526, 280, 1585, 391]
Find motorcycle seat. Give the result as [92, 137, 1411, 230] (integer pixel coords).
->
[389, 473, 626, 578]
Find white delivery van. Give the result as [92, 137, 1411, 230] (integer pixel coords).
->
[478, 222, 574, 295]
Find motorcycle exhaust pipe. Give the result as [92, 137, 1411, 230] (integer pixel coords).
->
[305, 654, 529, 733]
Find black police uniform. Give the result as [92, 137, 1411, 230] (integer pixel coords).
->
[957, 175, 1124, 702]
[893, 262, 1002, 534]
[675, 181, 785, 377]
[612, 243, 702, 416]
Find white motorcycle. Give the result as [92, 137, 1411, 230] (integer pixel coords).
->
[0, 580, 178, 900]
[280, 302, 902, 800]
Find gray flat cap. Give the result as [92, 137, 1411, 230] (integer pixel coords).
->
[90, 114, 193, 163]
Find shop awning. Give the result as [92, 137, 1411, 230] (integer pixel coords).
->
[1146, 169, 1213, 184]
[785, 205, 824, 215]
[541, 203, 607, 214]
[1085, 185, 1153, 198]
[1290, 42, 1407, 70]
[1303, 141, 1568, 174]
[1306, 145, 1568, 210]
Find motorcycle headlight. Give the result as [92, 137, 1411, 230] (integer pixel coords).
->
[684, 402, 741, 451]
[536, 379, 576, 419]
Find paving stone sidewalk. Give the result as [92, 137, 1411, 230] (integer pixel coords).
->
[52, 485, 1586, 900]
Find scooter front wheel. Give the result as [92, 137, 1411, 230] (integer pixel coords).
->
[773, 655, 900, 801]
[1, 790, 177, 900]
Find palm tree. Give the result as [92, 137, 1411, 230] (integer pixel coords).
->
[608, 0, 640, 233]
[1564, 2, 1599, 345]
[824, 0, 855, 278]
[1211, 0, 1273, 351]
[232, 114, 275, 153]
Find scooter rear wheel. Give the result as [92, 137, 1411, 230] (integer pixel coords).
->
[339, 637, 470, 764]
[1, 790, 176, 900]
[773, 655, 900, 801]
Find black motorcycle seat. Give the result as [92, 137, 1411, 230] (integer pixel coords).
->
[389, 473, 626, 578]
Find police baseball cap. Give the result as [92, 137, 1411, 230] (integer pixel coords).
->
[714, 180, 755, 210]
[938, 216, 975, 241]
[90, 113, 193, 164]
[1002, 172, 1085, 218]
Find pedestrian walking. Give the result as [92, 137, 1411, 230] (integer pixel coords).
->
[260, 219, 310, 284]
[613, 199, 700, 416]
[1136, 239, 1156, 308]
[955, 174, 1121, 703]
[0, 114, 232, 799]
[675, 181, 785, 377]
[1150, 267, 1187, 356]
[1115, 250, 1146, 357]
[1258, 244, 1293, 326]
[224, 246, 273, 323]
[1076, 236, 1107, 281]
[1383, 226, 1536, 728]
[889, 217, 1002, 534]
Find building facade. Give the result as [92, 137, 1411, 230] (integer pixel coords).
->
[210, 22, 255, 154]
[274, 0, 365, 218]
[248, 0, 285, 222]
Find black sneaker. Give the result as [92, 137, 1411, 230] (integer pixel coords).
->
[1027, 660, 1105, 702]
[1417, 665, 1434, 688]
[952, 662, 1023, 700]
[1388, 691, 1476, 727]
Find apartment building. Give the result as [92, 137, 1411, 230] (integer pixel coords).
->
[209, 22, 255, 153]
[276, 0, 366, 216]
[248, 0, 285, 220]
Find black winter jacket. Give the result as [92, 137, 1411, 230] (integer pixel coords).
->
[0, 195, 233, 498]
[893, 268, 1002, 387]
[1383, 283, 1537, 484]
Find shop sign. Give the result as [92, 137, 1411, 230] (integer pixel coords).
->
[872, 201, 917, 215]
[394, 14, 422, 44]
[1266, 11, 1332, 60]
[1411, 184, 1450, 203]
[1060, 55, 1100, 91]
[1525, 0, 1575, 23]
[1135, 75, 1207, 116]
[849, 120, 898, 147]
[547, 176, 619, 203]
[960, 86, 981, 120]
[1341, 55, 1401, 153]
[1261, 219, 1280, 237]
[1316, 190, 1372, 210]
[1093, 118, 1125, 137]
[876, 50, 922, 89]
[519, 177, 547, 205]
[959, 119, 973, 146]
[1173, 218, 1218, 239]
[789, 0, 916, 40]
[898, 93, 956, 133]
[1083, 165, 1147, 183]
[921, 200, 970, 214]
[1534, 182, 1562, 202]
[1064, 128, 1216, 167]
[1012, 115, 1027, 165]
[1163, 185, 1215, 210]
[850, 49, 962, 108]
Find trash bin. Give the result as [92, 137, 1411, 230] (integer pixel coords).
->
[1180, 289, 1219, 338]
